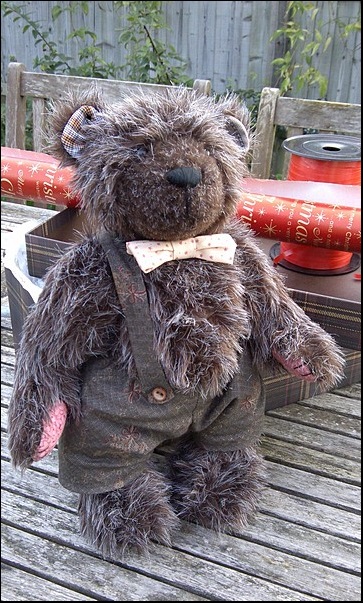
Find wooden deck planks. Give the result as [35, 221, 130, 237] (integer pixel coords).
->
[1, 564, 98, 602]
[1, 200, 361, 601]
[1, 488, 356, 602]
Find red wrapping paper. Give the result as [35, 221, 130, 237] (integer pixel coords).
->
[238, 179, 361, 253]
[1, 149, 361, 252]
[1, 147, 79, 208]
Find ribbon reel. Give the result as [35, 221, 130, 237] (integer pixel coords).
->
[271, 134, 361, 276]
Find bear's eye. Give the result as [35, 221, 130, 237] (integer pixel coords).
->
[135, 146, 149, 159]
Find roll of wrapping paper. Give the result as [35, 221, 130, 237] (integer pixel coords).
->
[276, 134, 361, 272]
[2, 147, 361, 254]
[237, 179, 361, 253]
[1, 147, 79, 208]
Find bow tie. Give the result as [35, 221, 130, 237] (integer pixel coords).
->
[126, 234, 237, 273]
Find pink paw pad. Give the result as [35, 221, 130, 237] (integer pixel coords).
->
[273, 350, 316, 382]
[33, 401, 68, 461]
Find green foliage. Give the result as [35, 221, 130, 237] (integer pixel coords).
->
[2, 1, 119, 78]
[115, 1, 192, 85]
[2, 1, 72, 74]
[1, 1, 191, 84]
[270, 0, 361, 98]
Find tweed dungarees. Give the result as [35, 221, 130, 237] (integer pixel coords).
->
[58, 234, 265, 494]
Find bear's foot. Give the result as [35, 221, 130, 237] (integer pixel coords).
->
[78, 468, 180, 557]
[169, 441, 266, 532]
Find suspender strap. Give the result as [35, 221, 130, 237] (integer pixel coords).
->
[99, 231, 175, 402]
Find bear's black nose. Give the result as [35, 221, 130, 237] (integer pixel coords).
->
[166, 167, 202, 188]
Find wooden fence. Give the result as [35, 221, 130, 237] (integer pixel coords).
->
[1, 1, 361, 103]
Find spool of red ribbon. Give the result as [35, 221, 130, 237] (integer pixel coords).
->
[274, 134, 361, 275]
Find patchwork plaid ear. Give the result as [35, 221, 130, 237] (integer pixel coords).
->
[61, 105, 101, 158]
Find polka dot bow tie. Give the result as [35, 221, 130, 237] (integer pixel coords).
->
[126, 234, 237, 273]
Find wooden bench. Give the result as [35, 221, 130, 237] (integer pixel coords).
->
[250, 86, 361, 178]
[3, 61, 211, 153]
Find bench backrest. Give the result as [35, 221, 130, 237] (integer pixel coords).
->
[250, 87, 361, 178]
[4, 62, 211, 152]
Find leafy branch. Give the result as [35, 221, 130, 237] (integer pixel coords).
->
[270, 0, 361, 98]
[115, 1, 191, 85]
[2, 1, 74, 73]
[2, 1, 191, 85]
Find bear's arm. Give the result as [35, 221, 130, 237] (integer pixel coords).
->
[8, 237, 122, 468]
[230, 224, 344, 389]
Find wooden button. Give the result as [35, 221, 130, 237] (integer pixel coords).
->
[151, 387, 168, 403]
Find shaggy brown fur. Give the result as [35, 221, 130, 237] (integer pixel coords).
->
[169, 439, 266, 532]
[78, 468, 179, 557]
[8, 86, 345, 557]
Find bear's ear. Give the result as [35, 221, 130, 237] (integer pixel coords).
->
[46, 87, 106, 166]
[225, 116, 250, 152]
[60, 105, 103, 159]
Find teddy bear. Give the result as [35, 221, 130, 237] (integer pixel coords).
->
[8, 86, 345, 558]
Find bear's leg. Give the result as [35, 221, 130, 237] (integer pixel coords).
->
[78, 468, 180, 557]
[169, 439, 266, 532]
